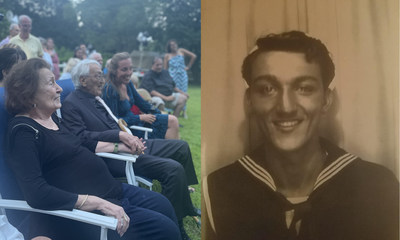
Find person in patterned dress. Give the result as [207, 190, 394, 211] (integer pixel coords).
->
[164, 40, 196, 118]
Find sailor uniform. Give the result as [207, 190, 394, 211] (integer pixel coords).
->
[205, 140, 399, 240]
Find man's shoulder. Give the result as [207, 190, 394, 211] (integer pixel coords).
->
[28, 34, 41, 43]
[342, 158, 398, 187]
[62, 90, 87, 110]
[143, 70, 155, 79]
[9, 35, 21, 43]
[207, 160, 253, 192]
[160, 69, 172, 78]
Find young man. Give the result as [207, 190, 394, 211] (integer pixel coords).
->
[204, 31, 399, 240]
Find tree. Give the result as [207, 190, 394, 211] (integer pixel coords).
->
[0, 0, 81, 62]
[146, 0, 201, 84]
[75, 0, 153, 53]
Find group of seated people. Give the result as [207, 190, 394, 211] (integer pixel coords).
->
[0, 43, 198, 239]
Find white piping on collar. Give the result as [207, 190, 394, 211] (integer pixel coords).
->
[238, 152, 357, 192]
[313, 153, 357, 190]
[238, 155, 277, 191]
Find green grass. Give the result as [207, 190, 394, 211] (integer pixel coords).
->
[179, 86, 201, 240]
[149, 86, 201, 239]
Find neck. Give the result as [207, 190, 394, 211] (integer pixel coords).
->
[22, 109, 58, 130]
[20, 32, 29, 40]
[264, 138, 326, 197]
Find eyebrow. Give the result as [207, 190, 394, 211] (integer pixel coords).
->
[252, 75, 320, 85]
[252, 75, 278, 84]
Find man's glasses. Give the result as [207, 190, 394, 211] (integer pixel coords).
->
[88, 74, 104, 80]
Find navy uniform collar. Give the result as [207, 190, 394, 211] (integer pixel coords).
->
[238, 139, 358, 193]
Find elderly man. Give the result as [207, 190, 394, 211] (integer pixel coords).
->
[61, 59, 199, 240]
[9, 15, 43, 59]
[140, 57, 189, 117]
[204, 31, 399, 240]
[0, 23, 20, 47]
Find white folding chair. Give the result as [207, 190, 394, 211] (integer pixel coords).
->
[0, 194, 117, 240]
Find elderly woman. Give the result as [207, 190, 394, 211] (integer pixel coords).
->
[5, 58, 181, 240]
[102, 52, 180, 139]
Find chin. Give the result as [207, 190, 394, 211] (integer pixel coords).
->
[270, 138, 306, 152]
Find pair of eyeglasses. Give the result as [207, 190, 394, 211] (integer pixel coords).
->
[88, 74, 104, 80]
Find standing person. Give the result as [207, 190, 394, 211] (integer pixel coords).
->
[4, 58, 181, 240]
[103, 52, 180, 140]
[79, 44, 89, 59]
[46, 38, 60, 80]
[73, 47, 85, 60]
[164, 40, 196, 118]
[204, 31, 399, 240]
[39, 37, 53, 71]
[0, 23, 20, 47]
[10, 15, 43, 59]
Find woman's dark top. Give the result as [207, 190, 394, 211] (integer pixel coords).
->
[102, 81, 168, 139]
[6, 116, 122, 211]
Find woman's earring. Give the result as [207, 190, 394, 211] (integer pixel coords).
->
[33, 103, 37, 108]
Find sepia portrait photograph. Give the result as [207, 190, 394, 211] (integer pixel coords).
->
[201, 0, 399, 239]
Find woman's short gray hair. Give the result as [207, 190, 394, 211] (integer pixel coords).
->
[71, 59, 100, 87]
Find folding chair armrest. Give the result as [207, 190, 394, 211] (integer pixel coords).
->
[0, 199, 117, 230]
[96, 152, 138, 163]
[129, 125, 153, 133]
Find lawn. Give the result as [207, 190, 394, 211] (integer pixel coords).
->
[179, 86, 201, 240]
[151, 85, 201, 239]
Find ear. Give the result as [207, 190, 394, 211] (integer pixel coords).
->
[321, 88, 333, 113]
[79, 76, 87, 87]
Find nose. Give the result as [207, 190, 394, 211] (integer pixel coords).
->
[56, 82, 63, 93]
[277, 88, 296, 114]
[100, 75, 105, 84]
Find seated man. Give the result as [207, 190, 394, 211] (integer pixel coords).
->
[204, 31, 399, 240]
[140, 57, 189, 117]
[61, 59, 199, 240]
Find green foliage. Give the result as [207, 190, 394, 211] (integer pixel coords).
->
[33, 1, 81, 49]
[56, 45, 74, 64]
[0, 0, 201, 84]
[0, 7, 10, 40]
[76, 0, 152, 53]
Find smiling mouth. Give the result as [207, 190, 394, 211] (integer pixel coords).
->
[273, 120, 302, 129]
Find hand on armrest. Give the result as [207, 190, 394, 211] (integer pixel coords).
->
[76, 195, 129, 237]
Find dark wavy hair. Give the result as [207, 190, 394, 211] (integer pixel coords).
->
[5, 58, 50, 115]
[0, 47, 27, 82]
[242, 31, 335, 89]
[166, 39, 177, 53]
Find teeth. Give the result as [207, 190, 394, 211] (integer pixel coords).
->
[276, 121, 299, 127]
